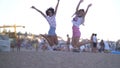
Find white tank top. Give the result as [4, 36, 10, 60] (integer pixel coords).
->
[46, 15, 56, 28]
[72, 16, 84, 28]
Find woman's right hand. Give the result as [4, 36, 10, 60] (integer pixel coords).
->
[80, 0, 84, 3]
[31, 6, 35, 9]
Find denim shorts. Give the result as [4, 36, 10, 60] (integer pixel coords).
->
[48, 26, 56, 36]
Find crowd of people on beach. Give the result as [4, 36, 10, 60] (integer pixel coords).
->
[9, 33, 119, 54]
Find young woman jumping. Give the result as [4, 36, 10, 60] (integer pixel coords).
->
[31, 0, 60, 49]
[71, 0, 92, 52]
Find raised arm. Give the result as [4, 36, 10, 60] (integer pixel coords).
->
[54, 0, 60, 15]
[76, 0, 83, 12]
[84, 4, 92, 17]
[72, 0, 83, 17]
[31, 6, 46, 18]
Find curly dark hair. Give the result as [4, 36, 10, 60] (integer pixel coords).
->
[75, 9, 84, 14]
[79, 9, 84, 12]
[46, 7, 55, 16]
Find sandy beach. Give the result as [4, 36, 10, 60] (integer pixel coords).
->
[0, 50, 120, 68]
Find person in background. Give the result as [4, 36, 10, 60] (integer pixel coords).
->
[92, 33, 98, 52]
[99, 39, 105, 53]
[17, 36, 21, 52]
[90, 33, 94, 52]
[66, 34, 70, 51]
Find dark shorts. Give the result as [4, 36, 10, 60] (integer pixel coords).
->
[93, 42, 97, 48]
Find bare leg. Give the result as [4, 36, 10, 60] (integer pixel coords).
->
[40, 34, 53, 46]
[42, 44, 47, 51]
[72, 37, 80, 52]
[53, 35, 58, 45]
[47, 36, 54, 46]
[40, 34, 59, 51]
[72, 37, 79, 48]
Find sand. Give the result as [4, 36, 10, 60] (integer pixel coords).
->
[0, 50, 120, 68]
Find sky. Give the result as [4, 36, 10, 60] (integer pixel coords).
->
[0, 0, 120, 41]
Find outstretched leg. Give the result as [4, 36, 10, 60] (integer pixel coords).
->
[40, 34, 58, 47]
[40, 34, 53, 46]
[72, 38, 92, 52]
[53, 35, 58, 45]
